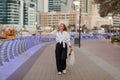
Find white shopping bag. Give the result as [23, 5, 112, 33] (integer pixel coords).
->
[69, 51, 75, 65]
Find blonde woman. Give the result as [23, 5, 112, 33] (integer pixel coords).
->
[51, 23, 72, 75]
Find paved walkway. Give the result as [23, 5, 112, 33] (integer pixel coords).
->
[6, 40, 118, 80]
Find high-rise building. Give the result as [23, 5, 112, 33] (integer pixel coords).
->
[23, 0, 37, 33]
[38, 0, 43, 12]
[36, 0, 40, 25]
[72, 0, 110, 29]
[39, 0, 119, 31]
[24, 0, 36, 25]
[72, 0, 120, 29]
[113, 15, 120, 28]
[0, 0, 20, 27]
[48, 0, 61, 12]
[0, 0, 39, 33]
[40, 11, 75, 29]
[62, 0, 74, 12]
[39, 0, 71, 12]
[24, 0, 41, 26]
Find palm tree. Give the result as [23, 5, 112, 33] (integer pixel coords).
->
[67, 24, 73, 31]
[68, 24, 75, 32]
[52, 25, 56, 30]
[94, 0, 120, 17]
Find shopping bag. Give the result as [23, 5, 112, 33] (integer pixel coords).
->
[69, 51, 75, 65]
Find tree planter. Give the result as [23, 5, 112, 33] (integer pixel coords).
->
[114, 42, 120, 46]
[111, 35, 120, 44]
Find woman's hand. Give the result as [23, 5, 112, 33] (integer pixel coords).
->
[55, 26, 60, 31]
[69, 48, 72, 56]
[69, 46, 72, 53]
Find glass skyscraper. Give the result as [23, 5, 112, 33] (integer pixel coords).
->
[24, 0, 37, 26]
[23, 2, 28, 25]
[23, 0, 36, 25]
[0, 0, 38, 28]
[48, 0, 61, 12]
[0, 0, 20, 25]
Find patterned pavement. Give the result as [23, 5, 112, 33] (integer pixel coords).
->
[6, 39, 120, 80]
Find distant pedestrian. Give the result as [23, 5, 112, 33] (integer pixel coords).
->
[50, 23, 72, 75]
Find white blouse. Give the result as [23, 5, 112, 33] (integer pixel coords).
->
[50, 30, 71, 47]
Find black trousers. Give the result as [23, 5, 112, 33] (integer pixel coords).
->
[55, 42, 67, 72]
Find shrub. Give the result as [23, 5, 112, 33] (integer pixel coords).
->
[111, 35, 120, 44]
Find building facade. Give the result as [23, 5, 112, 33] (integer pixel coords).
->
[40, 11, 75, 30]
[39, 0, 120, 32]
[72, 0, 111, 29]
[48, 0, 61, 12]
[74, 0, 120, 29]
[0, 0, 39, 34]
[113, 15, 120, 27]
[24, 0, 36, 26]
[0, 0, 20, 27]
[40, 0, 70, 12]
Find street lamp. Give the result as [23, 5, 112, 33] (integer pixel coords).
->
[108, 16, 112, 33]
[73, 1, 80, 32]
[73, 1, 80, 6]
[35, 22, 38, 31]
[73, 0, 81, 48]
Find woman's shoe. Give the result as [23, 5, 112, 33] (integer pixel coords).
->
[62, 69, 66, 74]
[58, 72, 62, 75]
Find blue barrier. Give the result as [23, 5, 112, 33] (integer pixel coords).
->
[70, 33, 109, 40]
[1, 41, 10, 63]
[0, 35, 54, 66]
[0, 42, 4, 65]
[9, 40, 15, 59]
[0, 33, 110, 66]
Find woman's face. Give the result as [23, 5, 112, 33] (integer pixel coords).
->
[59, 24, 64, 31]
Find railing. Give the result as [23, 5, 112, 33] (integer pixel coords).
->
[1, 33, 109, 66]
[0, 35, 55, 66]
[70, 33, 112, 40]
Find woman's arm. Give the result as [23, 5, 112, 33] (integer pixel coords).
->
[50, 26, 59, 35]
[66, 33, 72, 54]
[65, 32, 72, 47]
[50, 30, 58, 35]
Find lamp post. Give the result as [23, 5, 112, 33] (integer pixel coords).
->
[73, 0, 81, 48]
[108, 16, 112, 33]
[73, 1, 80, 32]
[35, 22, 37, 29]
[79, 5, 82, 48]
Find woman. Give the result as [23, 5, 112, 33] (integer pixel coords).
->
[51, 23, 72, 75]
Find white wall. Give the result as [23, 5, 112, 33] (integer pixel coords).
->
[19, 0, 24, 29]
[28, 8, 35, 25]
[39, 0, 44, 12]
[44, 0, 48, 12]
